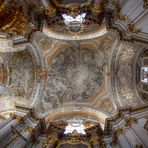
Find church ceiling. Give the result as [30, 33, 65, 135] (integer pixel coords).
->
[45, 44, 104, 103]
[0, 29, 147, 125]
[0, 0, 147, 127]
[32, 32, 116, 118]
[0, 0, 147, 43]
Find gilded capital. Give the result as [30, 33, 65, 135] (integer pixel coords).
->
[125, 117, 137, 127]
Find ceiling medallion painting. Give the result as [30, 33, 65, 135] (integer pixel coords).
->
[44, 43, 104, 106]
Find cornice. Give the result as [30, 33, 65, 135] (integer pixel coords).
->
[104, 104, 148, 135]
[14, 103, 148, 147]
[15, 104, 46, 134]
[105, 9, 148, 44]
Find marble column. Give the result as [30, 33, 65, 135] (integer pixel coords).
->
[132, 122, 148, 147]
[10, 130, 33, 148]
[123, 127, 141, 147]
[0, 117, 13, 129]
[0, 119, 19, 142]
[118, 134, 133, 148]
[104, 138, 112, 148]
[114, 129, 132, 148]
[0, 119, 21, 148]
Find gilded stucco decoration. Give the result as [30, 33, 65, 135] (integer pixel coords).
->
[0, 1, 31, 37]
[0, 28, 144, 121]
[33, 32, 53, 52]
[0, 1, 147, 147]
[44, 0, 108, 36]
[99, 98, 116, 116]
[0, 0, 147, 132]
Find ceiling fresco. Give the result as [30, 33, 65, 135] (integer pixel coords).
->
[115, 44, 145, 106]
[26, 29, 146, 121]
[45, 44, 104, 103]
[32, 31, 117, 115]
[0, 0, 147, 129]
[0, 47, 37, 113]
[8, 50, 35, 98]
[0, 28, 146, 125]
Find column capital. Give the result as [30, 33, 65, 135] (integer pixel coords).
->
[10, 113, 24, 124]
[125, 117, 138, 127]
[90, 136, 101, 145]
[26, 126, 36, 136]
[114, 128, 123, 138]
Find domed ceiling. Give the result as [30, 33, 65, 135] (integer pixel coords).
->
[0, 29, 146, 126]
[0, 0, 147, 126]
[45, 44, 104, 103]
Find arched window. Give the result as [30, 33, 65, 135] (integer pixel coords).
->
[141, 67, 148, 83]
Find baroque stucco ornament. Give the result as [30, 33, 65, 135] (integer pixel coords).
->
[44, 43, 104, 106]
